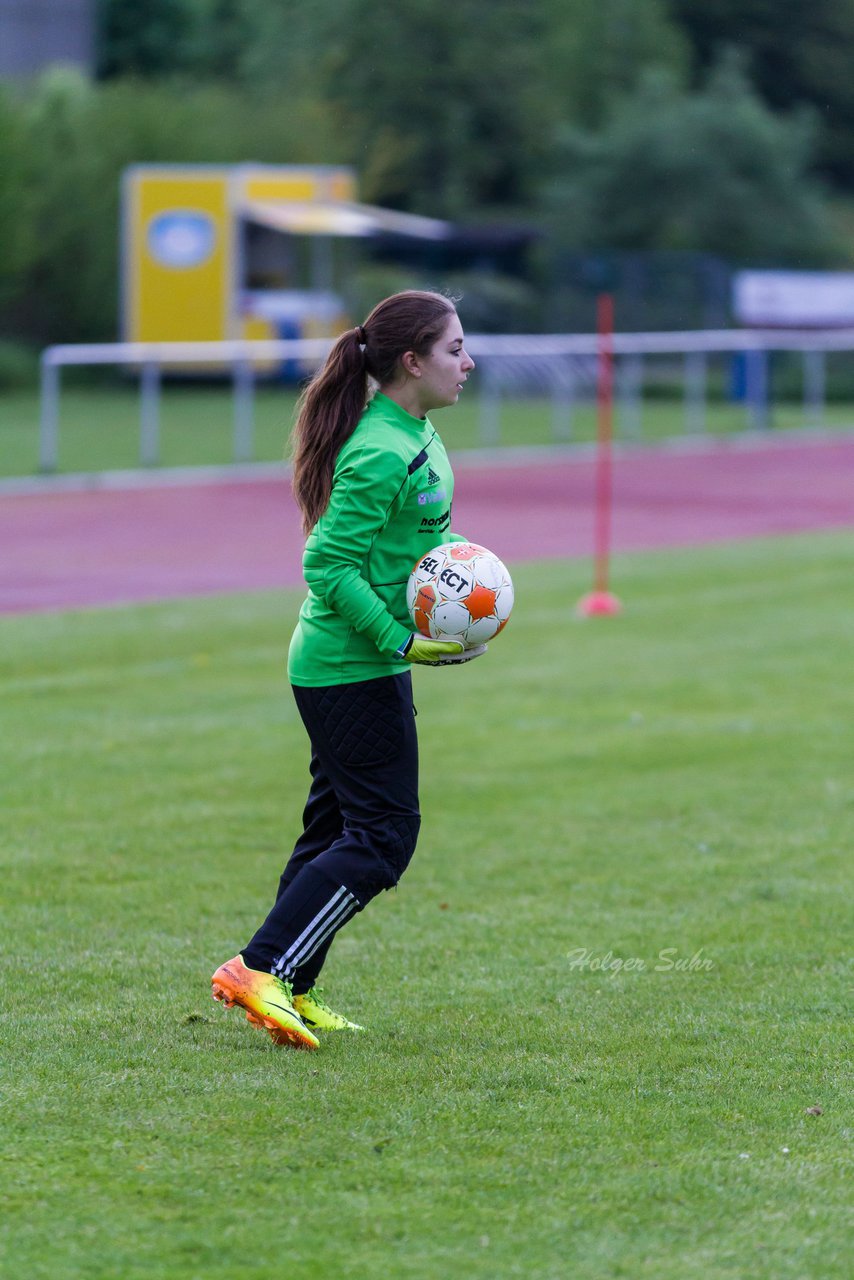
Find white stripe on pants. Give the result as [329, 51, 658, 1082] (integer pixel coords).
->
[272, 886, 358, 980]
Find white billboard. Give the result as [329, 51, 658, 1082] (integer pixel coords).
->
[734, 271, 854, 327]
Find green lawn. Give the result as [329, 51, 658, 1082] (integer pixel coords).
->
[1, 535, 851, 1279]
[1, 382, 852, 476]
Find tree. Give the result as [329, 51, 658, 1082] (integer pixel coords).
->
[319, 0, 553, 217]
[541, 0, 689, 127]
[96, 0, 198, 78]
[16, 70, 119, 342]
[0, 68, 343, 344]
[668, 0, 854, 185]
[319, 0, 690, 217]
[545, 55, 838, 264]
[0, 89, 33, 310]
[97, 0, 331, 100]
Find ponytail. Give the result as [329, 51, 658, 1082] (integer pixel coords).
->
[290, 290, 456, 534]
[290, 328, 367, 535]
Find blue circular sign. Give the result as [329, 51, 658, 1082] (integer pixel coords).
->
[147, 211, 216, 269]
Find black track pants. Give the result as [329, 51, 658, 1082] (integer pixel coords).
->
[242, 672, 421, 988]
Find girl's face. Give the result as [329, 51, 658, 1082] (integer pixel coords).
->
[409, 314, 475, 413]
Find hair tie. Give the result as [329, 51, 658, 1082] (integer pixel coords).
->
[355, 325, 367, 345]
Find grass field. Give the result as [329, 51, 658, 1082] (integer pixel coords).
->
[2, 383, 853, 476]
[1, 534, 851, 1279]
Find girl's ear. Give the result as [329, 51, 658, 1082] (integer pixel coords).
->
[400, 350, 421, 378]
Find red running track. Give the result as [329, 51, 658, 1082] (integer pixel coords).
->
[1, 437, 852, 615]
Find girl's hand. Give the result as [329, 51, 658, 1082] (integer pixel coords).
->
[401, 636, 487, 666]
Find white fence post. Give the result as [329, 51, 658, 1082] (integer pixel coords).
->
[478, 360, 501, 446]
[551, 359, 574, 442]
[39, 354, 61, 473]
[803, 350, 826, 429]
[746, 350, 770, 431]
[618, 354, 644, 439]
[684, 351, 707, 434]
[139, 361, 161, 466]
[233, 359, 255, 463]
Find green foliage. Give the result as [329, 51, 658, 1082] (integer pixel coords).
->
[669, 0, 854, 183]
[0, 1, 848, 343]
[0, 70, 342, 343]
[1, 536, 852, 1277]
[541, 0, 690, 127]
[0, 342, 39, 390]
[97, 0, 198, 78]
[320, 0, 552, 217]
[97, 0, 329, 94]
[317, 0, 685, 217]
[16, 69, 121, 342]
[546, 54, 838, 264]
[196, 0, 322, 90]
[0, 88, 34, 309]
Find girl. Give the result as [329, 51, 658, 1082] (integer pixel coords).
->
[212, 290, 480, 1050]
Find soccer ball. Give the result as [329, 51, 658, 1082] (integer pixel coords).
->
[406, 542, 514, 648]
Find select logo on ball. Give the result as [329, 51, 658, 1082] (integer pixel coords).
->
[407, 542, 514, 648]
[438, 566, 472, 596]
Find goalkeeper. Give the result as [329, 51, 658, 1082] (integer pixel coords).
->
[212, 290, 481, 1049]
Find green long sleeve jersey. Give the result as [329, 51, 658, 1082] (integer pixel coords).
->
[288, 392, 461, 687]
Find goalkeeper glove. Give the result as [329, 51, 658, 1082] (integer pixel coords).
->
[398, 635, 488, 666]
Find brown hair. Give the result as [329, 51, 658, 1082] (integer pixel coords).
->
[290, 290, 456, 533]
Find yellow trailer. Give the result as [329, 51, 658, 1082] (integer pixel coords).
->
[121, 163, 450, 367]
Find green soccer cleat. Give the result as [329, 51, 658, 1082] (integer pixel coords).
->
[292, 986, 364, 1032]
[211, 954, 319, 1050]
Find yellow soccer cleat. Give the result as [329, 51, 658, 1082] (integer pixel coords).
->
[211, 954, 319, 1050]
[292, 986, 364, 1032]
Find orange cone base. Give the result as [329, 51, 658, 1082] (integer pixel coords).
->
[576, 590, 622, 617]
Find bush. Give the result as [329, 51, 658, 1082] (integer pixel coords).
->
[0, 341, 39, 390]
[0, 69, 342, 346]
[544, 53, 840, 266]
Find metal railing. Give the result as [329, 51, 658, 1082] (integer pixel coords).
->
[38, 338, 332, 474]
[38, 328, 854, 472]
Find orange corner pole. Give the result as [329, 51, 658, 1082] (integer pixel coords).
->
[577, 293, 622, 617]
